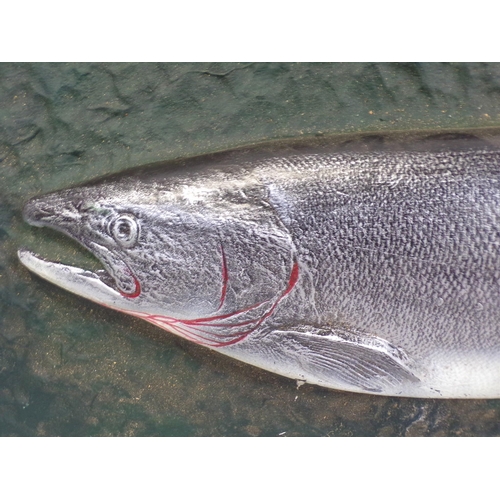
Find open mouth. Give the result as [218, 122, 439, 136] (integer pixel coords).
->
[18, 194, 141, 308]
[18, 247, 126, 304]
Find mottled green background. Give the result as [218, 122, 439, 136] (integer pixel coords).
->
[2, 62, 500, 436]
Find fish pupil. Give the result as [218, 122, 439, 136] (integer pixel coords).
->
[117, 222, 131, 237]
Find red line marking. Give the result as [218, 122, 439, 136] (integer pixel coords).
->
[217, 244, 228, 311]
[284, 261, 299, 295]
[114, 258, 299, 348]
[120, 275, 141, 299]
[180, 300, 268, 325]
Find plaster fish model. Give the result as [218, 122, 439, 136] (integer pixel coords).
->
[18, 136, 500, 398]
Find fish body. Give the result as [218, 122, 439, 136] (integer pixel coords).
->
[19, 137, 500, 398]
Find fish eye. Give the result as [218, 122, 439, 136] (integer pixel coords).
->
[109, 214, 140, 248]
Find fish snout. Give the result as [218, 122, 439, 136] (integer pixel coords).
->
[22, 194, 81, 228]
[22, 197, 55, 227]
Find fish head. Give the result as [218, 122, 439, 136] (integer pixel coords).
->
[19, 172, 297, 329]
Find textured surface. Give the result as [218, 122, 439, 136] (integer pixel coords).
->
[3, 62, 500, 435]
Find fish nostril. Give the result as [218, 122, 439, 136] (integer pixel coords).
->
[73, 198, 83, 211]
[22, 199, 55, 226]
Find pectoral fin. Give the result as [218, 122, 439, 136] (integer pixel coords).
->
[238, 325, 420, 395]
[293, 327, 420, 393]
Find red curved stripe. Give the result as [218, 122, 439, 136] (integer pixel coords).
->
[217, 244, 228, 311]
[120, 275, 141, 299]
[117, 259, 299, 347]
